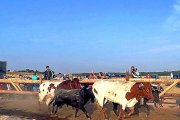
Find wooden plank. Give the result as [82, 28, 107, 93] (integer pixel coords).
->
[0, 78, 180, 84]
[10, 79, 20, 91]
[159, 80, 179, 97]
[80, 78, 180, 83]
[162, 93, 180, 97]
[0, 79, 42, 84]
[0, 90, 38, 95]
[15, 83, 23, 91]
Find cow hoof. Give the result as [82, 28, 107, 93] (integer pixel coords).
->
[116, 118, 122, 120]
[50, 114, 58, 117]
[124, 116, 131, 119]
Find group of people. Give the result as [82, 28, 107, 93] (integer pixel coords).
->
[30, 66, 54, 91]
[1, 65, 142, 91]
[88, 66, 141, 79]
[89, 72, 109, 79]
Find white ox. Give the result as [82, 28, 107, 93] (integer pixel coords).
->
[38, 81, 63, 107]
[92, 80, 153, 120]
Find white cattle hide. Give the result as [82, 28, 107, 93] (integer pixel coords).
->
[92, 80, 137, 110]
[39, 81, 63, 105]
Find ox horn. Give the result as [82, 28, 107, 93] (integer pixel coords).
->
[138, 83, 144, 89]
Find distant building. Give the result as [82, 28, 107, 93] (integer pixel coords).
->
[0, 61, 6, 79]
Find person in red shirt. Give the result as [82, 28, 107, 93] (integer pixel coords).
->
[145, 74, 152, 78]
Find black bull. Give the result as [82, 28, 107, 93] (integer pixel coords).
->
[48, 87, 95, 119]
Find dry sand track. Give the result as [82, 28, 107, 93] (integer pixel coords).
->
[0, 95, 180, 120]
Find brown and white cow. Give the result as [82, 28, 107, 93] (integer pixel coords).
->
[38, 78, 82, 109]
[92, 80, 153, 120]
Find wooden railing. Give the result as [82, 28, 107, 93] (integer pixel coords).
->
[0, 78, 180, 96]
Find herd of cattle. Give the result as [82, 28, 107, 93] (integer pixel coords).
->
[38, 78, 164, 120]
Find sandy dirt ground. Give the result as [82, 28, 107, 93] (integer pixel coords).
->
[0, 94, 180, 120]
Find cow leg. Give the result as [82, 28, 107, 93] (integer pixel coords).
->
[113, 103, 119, 116]
[154, 102, 158, 108]
[50, 101, 59, 115]
[38, 101, 41, 111]
[144, 104, 150, 117]
[75, 108, 78, 118]
[126, 107, 134, 118]
[133, 103, 139, 116]
[80, 106, 90, 119]
[97, 103, 107, 120]
[159, 98, 164, 107]
[117, 105, 125, 120]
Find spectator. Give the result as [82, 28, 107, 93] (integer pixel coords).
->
[97, 72, 103, 79]
[4, 74, 11, 90]
[31, 72, 39, 92]
[145, 74, 152, 78]
[131, 66, 141, 78]
[170, 72, 173, 79]
[44, 66, 54, 80]
[89, 73, 96, 79]
[63, 74, 70, 80]
[58, 73, 62, 80]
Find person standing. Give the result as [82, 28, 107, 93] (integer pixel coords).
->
[44, 66, 54, 80]
[131, 66, 140, 78]
[31, 72, 39, 92]
[170, 72, 173, 79]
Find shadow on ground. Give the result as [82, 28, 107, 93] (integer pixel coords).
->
[0, 107, 72, 120]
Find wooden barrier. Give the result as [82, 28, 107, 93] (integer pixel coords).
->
[162, 93, 180, 97]
[80, 78, 180, 83]
[0, 78, 42, 94]
[0, 79, 42, 84]
[0, 90, 38, 95]
[80, 78, 180, 97]
[0, 78, 179, 96]
[159, 80, 179, 97]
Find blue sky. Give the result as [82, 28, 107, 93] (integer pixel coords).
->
[0, 0, 180, 73]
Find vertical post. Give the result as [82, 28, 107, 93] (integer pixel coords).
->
[125, 70, 130, 81]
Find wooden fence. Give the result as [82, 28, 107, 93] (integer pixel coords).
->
[0, 78, 180, 97]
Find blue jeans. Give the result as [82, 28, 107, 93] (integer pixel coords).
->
[33, 86, 39, 92]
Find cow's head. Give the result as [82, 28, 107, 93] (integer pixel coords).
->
[38, 82, 61, 102]
[138, 82, 154, 100]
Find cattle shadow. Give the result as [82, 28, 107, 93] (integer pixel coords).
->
[0, 107, 72, 120]
[0, 107, 40, 119]
[85, 102, 96, 117]
[175, 97, 180, 107]
[92, 103, 155, 119]
[174, 113, 180, 118]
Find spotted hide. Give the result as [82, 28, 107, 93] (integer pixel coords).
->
[92, 80, 153, 120]
[38, 78, 82, 106]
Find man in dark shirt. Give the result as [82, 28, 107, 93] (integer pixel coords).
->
[44, 66, 53, 80]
